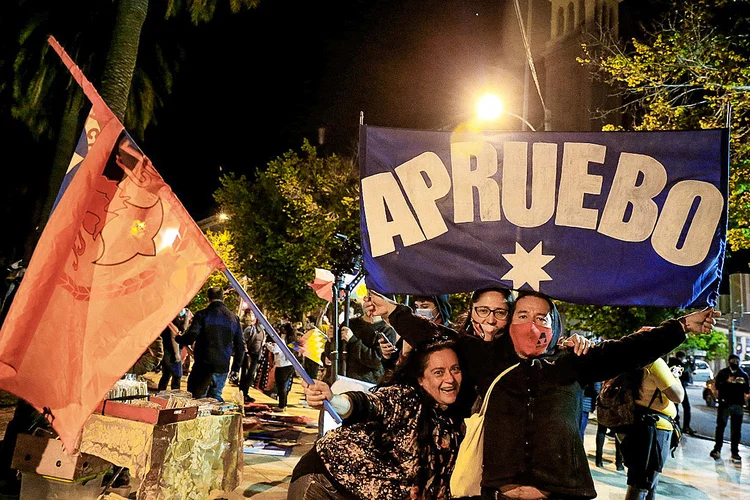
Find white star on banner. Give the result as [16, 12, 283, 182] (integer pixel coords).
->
[501, 242, 555, 291]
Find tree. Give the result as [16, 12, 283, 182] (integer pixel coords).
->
[188, 229, 242, 313]
[677, 329, 728, 361]
[558, 303, 683, 340]
[6, 0, 261, 243]
[215, 140, 360, 317]
[580, 0, 750, 253]
[562, 1, 750, 335]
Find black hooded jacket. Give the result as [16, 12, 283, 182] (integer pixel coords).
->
[388, 305, 685, 498]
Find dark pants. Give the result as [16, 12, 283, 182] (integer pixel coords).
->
[713, 404, 744, 454]
[622, 426, 671, 490]
[275, 365, 295, 409]
[240, 353, 260, 398]
[158, 361, 183, 391]
[304, 357, 320, 380]
[675, 384, 691, 430]
[596, 424, 623, 465]
[288, 473, 349, 499]
[187, 363, 228, 401]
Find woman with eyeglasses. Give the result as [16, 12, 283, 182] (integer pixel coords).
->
[366, 290, 717, 499]
[289, 336, 466, 500]
[459, 288, 514, 342]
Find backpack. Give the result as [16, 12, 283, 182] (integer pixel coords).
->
[596, 370, 642, 429]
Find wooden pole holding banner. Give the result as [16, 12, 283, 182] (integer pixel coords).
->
[223, 269, 342, 424]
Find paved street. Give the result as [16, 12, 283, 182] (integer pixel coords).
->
[682, 385, 750, 447]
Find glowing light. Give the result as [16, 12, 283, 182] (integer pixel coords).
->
[476, 93, 504, 122]
[156, 227, 181, 253]
[218, 213, 229, 221]
[130, 220, 146, 237]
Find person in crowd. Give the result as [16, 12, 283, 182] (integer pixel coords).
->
[458, 288, 514, 342]
[178, 287, 244, 402]
[128, 335, 164, 376]
[341, 309, 398, 384]
[366, 290, 717, 499]
[412, 295, 452, 326]
[240, 311, 264, 403]
[710, 354, 749, 462]
[619, 354, 684, 500]
[667, 350, 695, 435]
[158, 308, 189, 391]
[267, 327, 295, 411]
[289, 336, 466, 500]
[580, 381, 599, 439]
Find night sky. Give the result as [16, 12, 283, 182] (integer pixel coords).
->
[6, 0, 744, 282]
[144, 0, 505, 220]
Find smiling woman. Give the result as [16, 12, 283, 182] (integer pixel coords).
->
[289, 337, 466, 500]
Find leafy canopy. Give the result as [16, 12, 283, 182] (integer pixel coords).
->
[214, 140, 360, 317]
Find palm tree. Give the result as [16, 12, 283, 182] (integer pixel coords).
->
[7, 0, 261, 251]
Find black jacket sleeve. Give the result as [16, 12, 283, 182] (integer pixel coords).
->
[574, 319, 686, 384]
[178, 310, 203, 346]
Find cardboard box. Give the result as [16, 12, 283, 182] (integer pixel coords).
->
[12, 434, 112, 481]
[20, 471, 106, 500]
[94, 396, 198, 425]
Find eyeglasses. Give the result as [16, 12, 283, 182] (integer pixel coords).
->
[473, 306, 509, 320]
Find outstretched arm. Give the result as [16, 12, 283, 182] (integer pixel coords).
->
[576, 308, 718, 383]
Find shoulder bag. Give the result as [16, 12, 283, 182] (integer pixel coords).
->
[450, 363, 519, 498]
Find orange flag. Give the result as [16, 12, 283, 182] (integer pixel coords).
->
[0, 37, 222, 451]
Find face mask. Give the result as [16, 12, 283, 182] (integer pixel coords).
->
[415, 308, 435, 321]
[509, 322, 553, 358]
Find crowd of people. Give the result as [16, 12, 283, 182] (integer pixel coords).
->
[0, 260, 745, 499]
[288, 288, 724, 500]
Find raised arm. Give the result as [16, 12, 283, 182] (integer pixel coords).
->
[303, 379, 416, 427]
[575, 308, 718, 384]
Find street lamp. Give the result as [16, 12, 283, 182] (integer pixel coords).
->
[475, 92, 537, 131]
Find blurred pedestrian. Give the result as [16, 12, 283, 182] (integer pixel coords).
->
[179, 287, 244, 401]
[668, 350, 695, 435]
[267, 327, 294, 411]
[240, 311, 264, 403]
[710, 354, 749, 462]
[619, 356, 683, 500]
[158, 308, 189, 391]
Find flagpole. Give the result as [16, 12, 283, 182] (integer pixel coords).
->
[223, 269, 342, 424]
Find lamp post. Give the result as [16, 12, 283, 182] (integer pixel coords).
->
[475, 92, 537, 131]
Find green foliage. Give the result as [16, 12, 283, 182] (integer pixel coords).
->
[677, 328, 728, 361]
[215, 140, 360, 317]
[558, 303, 683, 340]
[581, 0, 750, 252]
[188, 229, 241, 312]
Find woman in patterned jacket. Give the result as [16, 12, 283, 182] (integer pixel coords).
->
[289, 336, 466, 500]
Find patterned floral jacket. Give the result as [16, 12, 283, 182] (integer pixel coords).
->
[316, 385, 463, 500]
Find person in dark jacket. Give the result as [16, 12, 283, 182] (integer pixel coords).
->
[179, 287, 244, 401]
[240, 311, 264, 402]
[710, 354, 749, 462]
[366, 291, 717, 499]
[158, 309, 188, 390]
[341, 313, 397, 384]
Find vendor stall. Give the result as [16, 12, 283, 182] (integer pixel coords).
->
[80, 410, 242, 500]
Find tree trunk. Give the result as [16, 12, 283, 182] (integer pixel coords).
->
[99, 0, 150, 121]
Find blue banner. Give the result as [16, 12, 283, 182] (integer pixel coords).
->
[359, 126, 728, 308]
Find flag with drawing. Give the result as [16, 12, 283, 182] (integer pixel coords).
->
[0, 37, 223, 451]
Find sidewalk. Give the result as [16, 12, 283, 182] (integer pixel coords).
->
[585, 416, 749, 499]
